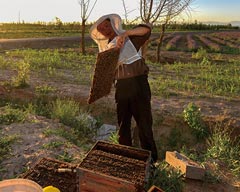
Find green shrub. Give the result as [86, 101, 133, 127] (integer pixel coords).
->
[30, 85, 56, 117]
[183, 102, 209, 140]
[72, 113, 97, 139]
[146, 162, 184, 192]
[35, 85, 56, 95]
[192, 47, 208, 59]
[56, 151, 74, 163]
[0, 105, 26, 125]
[51, 98, 79, 125]
[12, 60, 30, 88]
[51, 98, 97, 143]
[0, 134, 18, 163]
[206, 127, 240, 177]
[109, 131, 119, 144]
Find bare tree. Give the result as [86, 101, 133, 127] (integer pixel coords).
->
[121, 0, 129, 24]
[78, 0, 97, 55]
[140, 0, 194, 62]
[121, 0, 137, 25]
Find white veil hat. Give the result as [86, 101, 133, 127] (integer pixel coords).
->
[89, 14, 125, 52]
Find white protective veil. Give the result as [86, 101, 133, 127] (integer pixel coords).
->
[89, 14, 142, 65]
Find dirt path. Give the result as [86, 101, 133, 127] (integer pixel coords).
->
[0, 36, 83, 50]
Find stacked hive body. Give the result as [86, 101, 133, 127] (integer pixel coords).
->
[78, 141, 151, 192]
[88, 48, 120, 104]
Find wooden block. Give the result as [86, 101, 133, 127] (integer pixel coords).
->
[165, 151, 205, 180]
[88, 48, 120, 104]
[148, 185, 165, 192]
[78, 141, 151, 192]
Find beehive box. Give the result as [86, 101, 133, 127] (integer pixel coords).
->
[21, 157, 78, 192]
[78, 141, 151, 192]
[165, 151, 205, 180]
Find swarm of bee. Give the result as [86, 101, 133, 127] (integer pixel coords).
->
[88, 48, 120, 104]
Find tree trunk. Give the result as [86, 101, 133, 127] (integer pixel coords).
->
[81, 19, 86, 55]
[157, 24, 166, 63]
[141, 40, 149, 59]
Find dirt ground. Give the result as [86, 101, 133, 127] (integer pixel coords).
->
[0, 37, 239, 191]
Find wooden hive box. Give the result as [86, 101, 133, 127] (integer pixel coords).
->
[21, 157, 78, 192]
[165, 151, 205, 180]
[77, 140, 151, 192]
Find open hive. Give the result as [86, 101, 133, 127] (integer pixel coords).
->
[21, 157, 78, 192]
[87, 47, 120, 104]
[21, 141, 151, 192]
[78, 140, 151, 192]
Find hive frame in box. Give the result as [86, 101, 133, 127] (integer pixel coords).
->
[21, 157, 79, 192]
[77, 140, 152, 192]
[88, 48, 120, 104]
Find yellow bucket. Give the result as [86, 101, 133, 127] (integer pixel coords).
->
[43, 186, 61, 192]
[0, 178, 42, 192]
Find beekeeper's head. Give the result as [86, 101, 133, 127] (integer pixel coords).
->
[89, 14, 125, 52]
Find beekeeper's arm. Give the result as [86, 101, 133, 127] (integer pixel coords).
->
[116, 23, 152, 48]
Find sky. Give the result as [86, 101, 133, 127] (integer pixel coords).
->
[0, 0, 239, 24]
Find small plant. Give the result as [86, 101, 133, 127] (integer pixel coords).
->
[0, 55, 10, 69]
[56, 151, 74, 163]
[0, 134, 18, 163]
[51, 98, 98, 143]
[167, 128, 184, 149]
[42, 126, 80, 146]
[183, 102, 209, 140]
[199, 57, 211, 66]
[109, 131, 119, 144]
[42, 141, 64, 149]
[180, 145, 205, 163]
[192, 47, 208, 59]
[12, 60, 30, 88]
[206, 126, 240, 177]
[51, 98, 79, 125]
[213, 53, 223, 61]
[35, 85, 56, 95]
[32, 85, 56, 117]
[0, 104, 26, 125]
[0, 134, 18, 180]
[72, 113, 98, 140]
[146, 162, 184, 192]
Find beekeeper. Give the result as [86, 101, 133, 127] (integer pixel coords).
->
[90, 14, 158, 162]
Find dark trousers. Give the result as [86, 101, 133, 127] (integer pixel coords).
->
[115, 75, 158, 162]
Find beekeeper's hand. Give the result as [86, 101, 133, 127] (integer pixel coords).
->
[116, 33, 127, 48]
